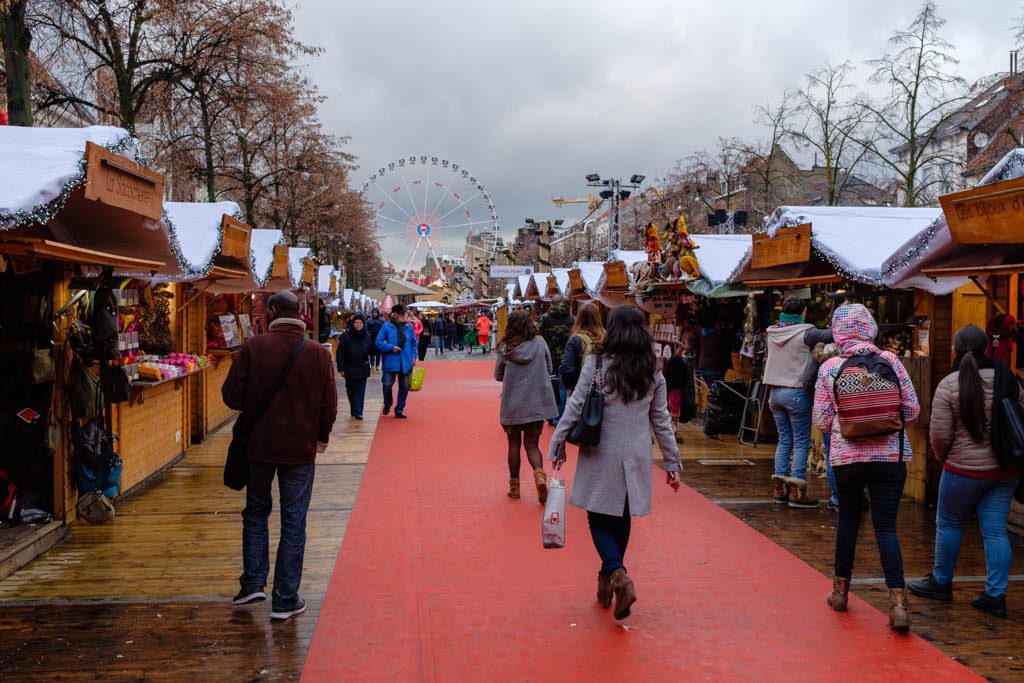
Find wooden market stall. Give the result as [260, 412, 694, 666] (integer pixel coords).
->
[0, 125, 177, 576]
[734, 206, 944, 501]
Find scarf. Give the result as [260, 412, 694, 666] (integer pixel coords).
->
[779, 313, 803, 324]
[395, 320, 406, 348]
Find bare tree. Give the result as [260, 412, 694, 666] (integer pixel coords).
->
[856, 1, 967, 206]
[728, 94, 802, 223]
[789, 61, 875, 205]
[1, 0, 32, 125]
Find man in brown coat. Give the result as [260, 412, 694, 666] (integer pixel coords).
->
[222, 291, 338, 620]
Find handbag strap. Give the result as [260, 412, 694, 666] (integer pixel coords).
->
[589, 355, 604, 393]
[241, 338, 307, 437]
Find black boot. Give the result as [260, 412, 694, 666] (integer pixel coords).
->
[970, 593, 1007, 618]
[907, 573, 953, 602]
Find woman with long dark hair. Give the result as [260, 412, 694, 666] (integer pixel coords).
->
[558, 301, 605, 394]
[549, 305, 681, 620]
[494, 310, 558, 503]
[908, 325, 1021, 618]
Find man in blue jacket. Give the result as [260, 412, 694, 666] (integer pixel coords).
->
[375, 304, 417, 418]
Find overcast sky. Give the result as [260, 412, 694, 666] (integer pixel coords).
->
[291, 0, 1020, 256]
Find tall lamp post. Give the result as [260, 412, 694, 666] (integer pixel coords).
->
[585, 173, 645, 258]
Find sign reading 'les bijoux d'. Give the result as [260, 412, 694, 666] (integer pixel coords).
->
[940, 175, 1024, 244]
[83, 141, 163, 220]
[751, 224, 812, 269]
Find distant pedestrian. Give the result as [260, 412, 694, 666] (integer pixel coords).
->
[494, 310, 558, 503]
[476, 312, 494, 352]
[558, 301, 604, 395]
[366, 309, 384, 370]
[446, 313, 457, 350]
[908, 325, 1021, 619]
[764, 296, 833, 508]
[336, 314, 372, 420]
[540, 297, 575, 425]
[376, 304, 417, 418]
[814, 304, 919, 632]
[694, 310, 733, 386]
[222, 290, 338, 621]
[455, 315, 467, 351]
[415, 311, 430, 362]
[550, 305, 681, 621]
[432, 314, 447, 356]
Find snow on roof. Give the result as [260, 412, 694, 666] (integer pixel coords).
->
[552, 268, 570, 296]
[690, 234, 753, 286]
[317, 265, 336, 294]
[765, 206, 943, 284]
[163, 201, 241, 276]
[611, 250, 648, 270]
[505, 283, 517, 303]
[0, 125, 139, 229]
[250, 229, 283, 286]
[530, 272, 549, 297]
[516, 274, 532, 297]
[575, 262, 605, 295]
[288, 247, 311, 287]
[343, 288, 354, 308]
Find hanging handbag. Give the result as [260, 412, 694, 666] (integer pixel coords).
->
[102, 365, 132, 404]
[69, 362, 102, 420]
[567, 356, 604, 447]
[542, 472, 566, 549]
[991, 363, 1024, 469]
[224, 339, 308, 490]
[996, 398, 1024, 466]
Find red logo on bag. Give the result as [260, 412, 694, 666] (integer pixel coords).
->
[550, 512, 559, 524]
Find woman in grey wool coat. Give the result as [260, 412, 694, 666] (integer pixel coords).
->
[550, 305, 682, 620]
[495, 310, 559, 503]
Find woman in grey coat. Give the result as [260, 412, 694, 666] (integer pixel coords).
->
[495, 310, 559, 503]
[550, 305, 682, 620]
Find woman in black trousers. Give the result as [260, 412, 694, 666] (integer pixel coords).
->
[336, 314, 373, 419]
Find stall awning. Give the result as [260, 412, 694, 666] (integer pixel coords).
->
[0, 127, 177, 273]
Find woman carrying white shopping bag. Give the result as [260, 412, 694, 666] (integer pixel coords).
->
[549, 305, 682, 620]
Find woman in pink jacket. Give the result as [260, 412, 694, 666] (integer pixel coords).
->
[813, 304, 920, 632]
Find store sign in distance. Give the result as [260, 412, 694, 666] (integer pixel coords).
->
[490, 265, 533, 278]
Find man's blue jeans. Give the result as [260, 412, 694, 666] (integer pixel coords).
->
[432, 336, 443, 355]
[241, 460, 316, 610]
[345, 376, 366, 417]
[769, 387, 812, 480]
[382, 371, 409, 414]
[933, 469, 1019, 597]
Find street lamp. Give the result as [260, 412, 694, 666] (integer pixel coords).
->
[586, 172, 645, 256]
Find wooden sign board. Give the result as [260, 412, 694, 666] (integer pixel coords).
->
[940, 175, 1024, 244]
[603, 261, 629, 289]
[220, 215, 252, 262]
[568, 268, 585, 293]
[546, 274, 559, 298]
[329, 273, 337, 294]
[751, 224, 812, 269]
[271, 245, 289, 278]
[83, 141, 163, 220]
[300, 259, 315, 287]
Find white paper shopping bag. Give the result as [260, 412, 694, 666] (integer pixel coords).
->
[542, 474, 566, 549]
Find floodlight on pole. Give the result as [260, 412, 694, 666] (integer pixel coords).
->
[585, 171, 645, 256]
[585, 173, 601, 183]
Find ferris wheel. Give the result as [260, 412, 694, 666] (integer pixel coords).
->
[362, 156, 500, 284]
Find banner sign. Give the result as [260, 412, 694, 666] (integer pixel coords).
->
[940, 175, 1024, 244]
[490, 265, 533, 278]
[751, 224, 811, 269]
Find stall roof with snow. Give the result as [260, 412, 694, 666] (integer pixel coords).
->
[160, 201, 259, 293]
[250, 229, 284, 288]
[734, 206, 943, 288]
[686, 234, 754, 298]
[0, 125, 180, 274]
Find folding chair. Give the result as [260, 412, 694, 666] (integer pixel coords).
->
[738, 381, 768, 447]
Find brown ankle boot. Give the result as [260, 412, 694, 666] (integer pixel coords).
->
[827, 576, 850, 612]
[507, 478, 520, 499]
[533, 468, 548, 505]
[888, 588, 910, 632]
[771, 475, 789, 504]
[786, 478, 820, 509]
[609, 568, 636, 620]
[596, 572, 612, 609]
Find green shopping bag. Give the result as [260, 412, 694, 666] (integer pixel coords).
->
[409, 366, 426, 392]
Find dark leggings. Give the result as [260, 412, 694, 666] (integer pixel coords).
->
[833, 461, 907, 588]
[506, 422, 544, 477]
[588, 499, 631, 574]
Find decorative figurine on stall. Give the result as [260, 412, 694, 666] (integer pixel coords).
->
[661, 216, 700, 281]
[630, 260, 658, 290]
[641, 222, 663, 262]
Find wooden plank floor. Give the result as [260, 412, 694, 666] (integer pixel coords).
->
[0, 375, 379, 681]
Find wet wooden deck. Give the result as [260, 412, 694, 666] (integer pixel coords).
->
[0, 394, 1022, 680]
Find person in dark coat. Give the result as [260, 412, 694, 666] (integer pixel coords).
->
[336, 314, 373, 419]
[455, 315, 467, 350]
[432, 314, 448, 356]
[222, 290, 338, 621]
[366, 309, 384, 370]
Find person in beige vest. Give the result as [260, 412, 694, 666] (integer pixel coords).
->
[764, 296, 832, 508]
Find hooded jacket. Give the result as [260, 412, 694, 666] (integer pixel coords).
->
[764, 322, 833, 389]
[376, 319, 417, 373]
[813, 304, 920, 466]
[336, 317, 373, 380]
[366, 311, 384, 341]
[540, 301, 575, 366]
[493, 336, 558, 425]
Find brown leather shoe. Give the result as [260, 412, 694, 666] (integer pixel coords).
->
[827, 576, 850, 612]
[597, 572, 612, 609]
[771, 475, 789, 504]
[610, 568, 636, 620]
[533, 468, 548, 505]
[888, 588, 910, 632]
[507, 478, 520, 499]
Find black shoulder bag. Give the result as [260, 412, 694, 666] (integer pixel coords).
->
[224, 339, 307, 490]
[567, 356, 604, 447]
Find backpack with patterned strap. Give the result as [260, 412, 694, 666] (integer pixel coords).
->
[832, 353, 904, 441]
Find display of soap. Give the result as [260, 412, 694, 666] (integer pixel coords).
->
[135, 353, 213, 382]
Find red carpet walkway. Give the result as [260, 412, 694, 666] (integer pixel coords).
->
[303, 361, 979, 682]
